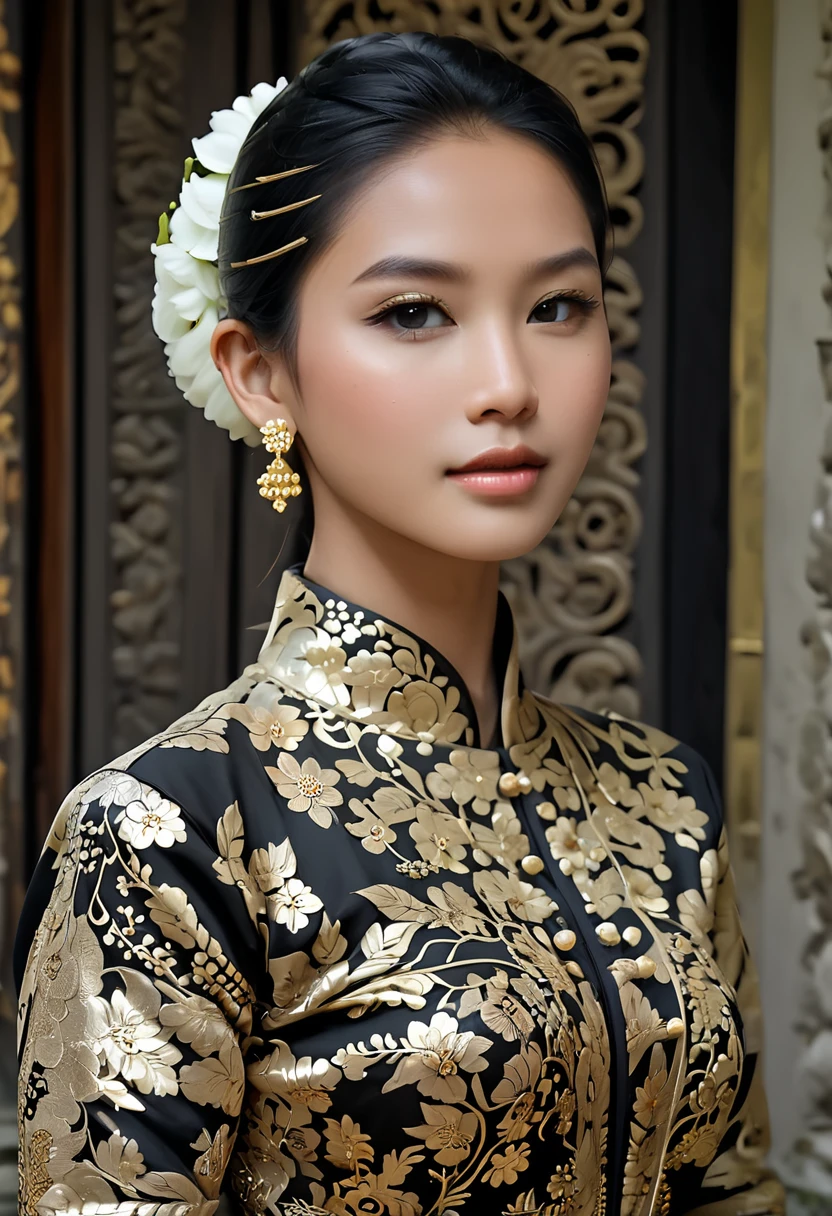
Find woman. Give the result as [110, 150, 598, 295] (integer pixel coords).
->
[15, 31, 784, 1216]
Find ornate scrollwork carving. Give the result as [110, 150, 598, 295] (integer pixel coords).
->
[111, 0, 187, 753]
[302, 0, 648, 715]
[789, 2, 832, 1201]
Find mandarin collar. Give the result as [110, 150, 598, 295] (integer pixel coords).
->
[256, 563, 528, 750]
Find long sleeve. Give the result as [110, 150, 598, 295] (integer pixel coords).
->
[16, 767, 261, 1216]
[683, 761, 786, 1216]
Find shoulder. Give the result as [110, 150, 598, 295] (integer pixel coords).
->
[42, 661, 303, 862]
[528, 693, 724, 832]
[18, 663, 301, 998]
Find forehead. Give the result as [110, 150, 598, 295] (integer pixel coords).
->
[311, 128, 596, 282]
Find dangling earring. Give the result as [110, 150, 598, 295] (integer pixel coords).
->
[257, 419, 302, 513]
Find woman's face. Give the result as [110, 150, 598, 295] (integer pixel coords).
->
[248, 127, 611, 561]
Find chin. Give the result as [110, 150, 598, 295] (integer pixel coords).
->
[419, 515, 558, 563]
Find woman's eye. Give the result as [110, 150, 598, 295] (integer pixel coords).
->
[530, 294, 597, 324]
[371, 300, 452, 335]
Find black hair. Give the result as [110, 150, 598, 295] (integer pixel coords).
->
[218, 30, 612, 392]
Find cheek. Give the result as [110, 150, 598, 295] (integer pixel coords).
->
[543, 333, 611, 455]
[296, 327, 429, 481]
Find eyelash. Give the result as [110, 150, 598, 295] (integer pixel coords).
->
[366, 289, 601, 338]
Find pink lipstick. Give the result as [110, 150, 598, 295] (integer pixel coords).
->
[446, 444, 547, 497]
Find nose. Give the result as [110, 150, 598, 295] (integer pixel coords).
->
[463, 320, 539, 424]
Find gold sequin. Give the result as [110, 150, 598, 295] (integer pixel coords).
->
[553, 929, 577, 951]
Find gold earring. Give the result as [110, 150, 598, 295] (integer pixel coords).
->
[257, 419, 302, 513]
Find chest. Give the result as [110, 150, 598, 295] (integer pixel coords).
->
[227, 712, 746, 1216]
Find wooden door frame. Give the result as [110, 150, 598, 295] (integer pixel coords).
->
[24, 0, 77, 871]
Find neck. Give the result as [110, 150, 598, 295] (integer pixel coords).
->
[303, 506, 502, 746]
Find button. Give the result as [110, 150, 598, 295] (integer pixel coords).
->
[553, 929, 576, 951]
[596, 922, 621, 946]
[622, 926, 642, 947]
[635, 955, 656, 979]
[521, 853, 544, 876]
[665, 1017, 684, 1039]
[498, 772, 521, 798]
[498, 771, 532, 798]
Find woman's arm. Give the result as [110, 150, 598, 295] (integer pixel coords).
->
[17, 768, 261, 1214]
[683, 761, 785, 1216]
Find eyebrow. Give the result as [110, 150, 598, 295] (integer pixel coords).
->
[350, 246, 600, 286]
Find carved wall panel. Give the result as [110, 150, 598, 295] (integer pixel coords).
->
[110, 0, 187, 755]
[301, 0, 648, 718]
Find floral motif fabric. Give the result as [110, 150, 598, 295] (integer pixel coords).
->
[15, 564, 785, 1216]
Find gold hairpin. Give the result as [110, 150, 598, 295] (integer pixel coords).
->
[228, 162, 321, 195]
[250, 193, 322, 221]
[230, 236, 308, 268]
[218, 193, 323, 225]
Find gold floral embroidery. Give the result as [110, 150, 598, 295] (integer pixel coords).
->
[269, 752, 345, 827]
[221, 695, 311, 752]
[16, 567, 783, 1216]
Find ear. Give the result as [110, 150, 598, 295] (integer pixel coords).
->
[210, 318, 297, 432]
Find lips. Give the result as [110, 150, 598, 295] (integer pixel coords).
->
[447, 444, 548, 474]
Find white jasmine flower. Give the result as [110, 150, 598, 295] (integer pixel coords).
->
[169, 173, 228, 261]
[151, 77, 288, 447]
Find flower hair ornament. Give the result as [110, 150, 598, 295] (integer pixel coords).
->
[150, 78, 316, 469]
